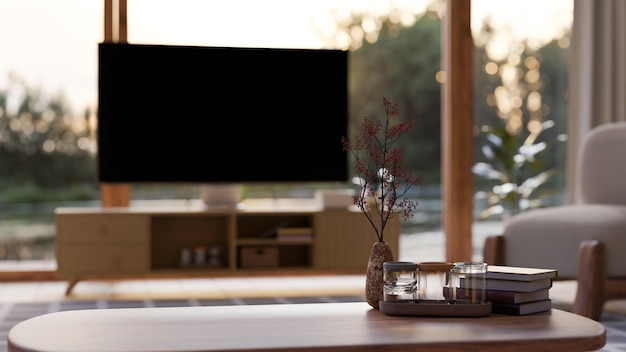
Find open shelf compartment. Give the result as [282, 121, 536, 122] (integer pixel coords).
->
[150, 215, 231, 270]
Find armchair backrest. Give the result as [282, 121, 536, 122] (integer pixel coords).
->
[579, 122, 626, 205]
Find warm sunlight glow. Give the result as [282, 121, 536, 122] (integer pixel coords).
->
[0, 0, 572, 114]
[435, 70, 446, 84]
[484, 62, 498, 75]
[526, 92, 542, 112]
[472, 0, 573, 60]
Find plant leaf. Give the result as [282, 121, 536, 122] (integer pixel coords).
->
[472, 162, 506, 180]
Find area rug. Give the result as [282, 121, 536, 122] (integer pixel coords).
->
[0, 295, 624, 352]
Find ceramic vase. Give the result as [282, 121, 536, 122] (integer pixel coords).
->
[365, 241, 394, 309]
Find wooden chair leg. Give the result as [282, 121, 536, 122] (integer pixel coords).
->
[65, 277, 81, 296]
[573, 240, 606, 321]
[483, 235, 505, 265]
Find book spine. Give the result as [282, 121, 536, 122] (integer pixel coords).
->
[456, 289, 513, 304]
[491, 303, 522, 315]
[491, 300, 552, 316]
[276, 228, 313, 235]
[485, 266, 557, 282]
[483, 278, 552, 292]
[490, 289, 549, 304]
[277, 235, 313, 242]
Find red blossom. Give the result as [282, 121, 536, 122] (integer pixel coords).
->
[342, 96, 423, 242]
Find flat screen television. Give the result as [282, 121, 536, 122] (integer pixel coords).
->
[97, 42, 349, 185]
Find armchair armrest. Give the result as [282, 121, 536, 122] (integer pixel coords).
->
[483, 234, 505, 265]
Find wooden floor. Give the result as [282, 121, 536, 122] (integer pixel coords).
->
[0, 273, 366, 302]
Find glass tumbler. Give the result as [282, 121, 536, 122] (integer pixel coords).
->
[417, 262, 453, 302]
[383, 261, 417, 302]
[449, 262, 488, 304]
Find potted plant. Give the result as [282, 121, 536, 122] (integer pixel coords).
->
[341, 96, 423, 309]
[472, 119, 566, 220]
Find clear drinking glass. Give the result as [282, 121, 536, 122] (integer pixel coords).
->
[449, 262, 488, 304]
[383, 261, 417, 302]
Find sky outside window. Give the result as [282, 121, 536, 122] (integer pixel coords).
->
[0, 0, 572, 116]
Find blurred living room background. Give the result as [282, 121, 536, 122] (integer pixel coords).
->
[0, 0, 572, 265]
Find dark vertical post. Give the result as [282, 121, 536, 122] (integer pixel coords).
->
[100, 0, 131, 207]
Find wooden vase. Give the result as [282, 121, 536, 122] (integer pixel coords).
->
[365, 241, 394, 309]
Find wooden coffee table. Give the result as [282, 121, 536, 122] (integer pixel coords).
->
[7, 302, 605, 352]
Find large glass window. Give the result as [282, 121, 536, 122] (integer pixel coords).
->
[0, 0, 572, 264]
[471, 0, 572, 246]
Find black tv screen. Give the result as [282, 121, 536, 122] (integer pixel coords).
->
[97, 42, 349, 184]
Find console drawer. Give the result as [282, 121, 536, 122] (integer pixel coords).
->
[56, 214, 149, 244]
[57, 243, 149, 275]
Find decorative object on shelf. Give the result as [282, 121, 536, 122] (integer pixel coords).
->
[180, 247, 192, 267]
[315, 189, 355, 209]
[207, 245, 222, 267]
[193, 245, 207, 266]
[200, 184, 243, 208]
[342, 96, 424, 309]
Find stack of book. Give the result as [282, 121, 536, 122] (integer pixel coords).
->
[483, 265, 558, 315]
[276, 227, 313, 242]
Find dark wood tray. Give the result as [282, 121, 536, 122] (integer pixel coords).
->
[379, 301, 492, 317]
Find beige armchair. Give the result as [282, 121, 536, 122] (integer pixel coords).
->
[483, 121, 626, 321]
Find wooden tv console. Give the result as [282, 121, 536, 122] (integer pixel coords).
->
[55, 199, 400, 295]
